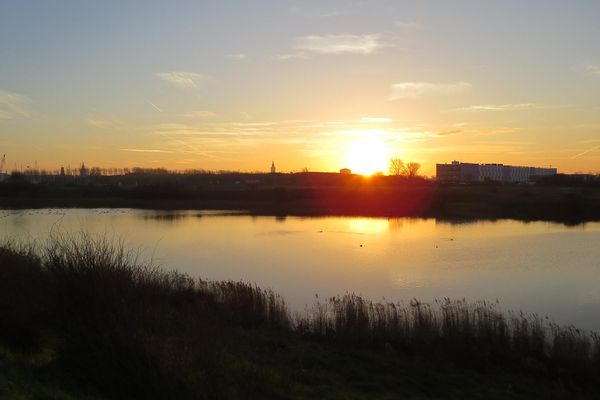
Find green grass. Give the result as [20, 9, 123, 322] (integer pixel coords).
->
[0, 337, 594, 400]
[0, 346, 102, 400]
[1, 234, 600, 399]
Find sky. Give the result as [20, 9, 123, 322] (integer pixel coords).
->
[1, 0, 600, 175]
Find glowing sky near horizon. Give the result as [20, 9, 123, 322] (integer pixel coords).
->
[1, 0, 600, 175]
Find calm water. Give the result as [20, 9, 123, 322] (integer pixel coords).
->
[2, 208, 600, 331]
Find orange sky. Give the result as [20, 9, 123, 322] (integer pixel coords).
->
[1, 1, 599, 176]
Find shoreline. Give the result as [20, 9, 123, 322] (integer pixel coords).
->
[2, 189, 600, 225]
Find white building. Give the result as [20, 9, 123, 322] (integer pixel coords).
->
[479, 164, 504, 182]
[437, 161, 556, 183]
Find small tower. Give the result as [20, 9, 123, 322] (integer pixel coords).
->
[270, 161, 276, 174]
[79, 162, 88, 177]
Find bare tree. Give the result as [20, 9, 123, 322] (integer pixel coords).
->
[406, 162, 421, 177]
[388, 158, 405, 175]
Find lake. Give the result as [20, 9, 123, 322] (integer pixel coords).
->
[2, 208, 600, 331]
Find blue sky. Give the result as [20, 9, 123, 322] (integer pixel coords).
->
[1, 0, 600, 174]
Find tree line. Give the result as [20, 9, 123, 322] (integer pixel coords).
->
[388, 158, 421, 177]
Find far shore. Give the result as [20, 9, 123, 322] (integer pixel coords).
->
[2, 183, 600, 225]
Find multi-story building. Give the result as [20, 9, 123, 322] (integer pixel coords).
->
[436, 161, 556, 183]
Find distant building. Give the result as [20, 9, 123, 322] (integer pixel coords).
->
[436, 161, 556, 183]
[339, 168, 352, 175]
[60, 167, 65, 176]
[270, 161, 276, 174]
[79, 162, 88, 177]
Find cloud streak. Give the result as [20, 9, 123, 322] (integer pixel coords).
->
[184, 110, 216, 118]
[146, 99, 163, 113]
[361, 117, 392, 123]
[119, 148, 173, 154]
[87, 118, 118, 129]
[295, 34, 386, 55]
[156, 71, 210, 88]
[0, 90, 29, 120]
[451, 103, 544, 112]
[278, 52, 309, 60]
[394, 21, 422, 30]
[436, 129, 462, 136]
[585, 64, 600, 76]
[572, 145, 600, 159]
[389, 82, 471, 99]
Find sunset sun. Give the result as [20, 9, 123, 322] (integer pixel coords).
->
[345, 135, 390, 175]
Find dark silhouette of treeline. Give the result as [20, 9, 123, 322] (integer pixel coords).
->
[2, 234, 600, 399]
[1, 171, 600, 224]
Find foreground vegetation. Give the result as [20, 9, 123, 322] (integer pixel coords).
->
[2, 235, 600, 399]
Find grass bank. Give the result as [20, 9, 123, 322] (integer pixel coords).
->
[1, 234, 600, 399]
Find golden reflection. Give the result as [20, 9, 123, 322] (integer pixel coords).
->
[347, 218, 389, 234]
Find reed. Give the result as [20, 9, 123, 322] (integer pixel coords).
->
[1, 234, 599, 397]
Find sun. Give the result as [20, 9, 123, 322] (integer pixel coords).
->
[344, 134, 390, 175]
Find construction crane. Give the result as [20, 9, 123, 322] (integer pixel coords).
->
[0, 154, 5, 174]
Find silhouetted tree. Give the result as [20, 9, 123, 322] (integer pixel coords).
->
[90, 167, 102, 176]
[406, 162, 421, 177]
[389, 158, 405, 175]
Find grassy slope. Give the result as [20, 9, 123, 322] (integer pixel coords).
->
[234, 331, 592, 400]
[1, 238, 599, 399]
[0, 346, 100, 400]
[1, 335, 593, 400]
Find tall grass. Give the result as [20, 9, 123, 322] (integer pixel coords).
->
[1, 233, 291, 399]
[298, 294, 600, 374]
[0, 240, 47, 351]
[1, 233, 600, 397]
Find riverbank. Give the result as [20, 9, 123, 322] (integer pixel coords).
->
[2, 184, 600, 224]
[1, 235, 600, 399]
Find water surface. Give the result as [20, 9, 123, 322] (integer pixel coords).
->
[2, 208, 600, 331]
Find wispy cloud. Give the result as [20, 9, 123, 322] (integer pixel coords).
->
[143, 117, 459, 164]
[452, 126, 524, 137]
[119, 148, 173, 154]
[572, 124, 600, 131]
[394, 21, 422, 30]
[146, 99, 163, 112]
[572, 145, 600, 159]
[86, 118, 118, 129]
[183, 110, 216, 118]
[228, 53, 247, 60]
[436, 129, 462, 137]
[389, 82, 471, 99]
[0, 90, 29, 120]
[451, 103, 543, 112]
[584, 64, 600, 76]
[156, 71, 210, 89]
[487, 127, 524, 135]
[278, 51, 309, 60]
[295, 34, 386, 55]
[361, 117, 392, 123]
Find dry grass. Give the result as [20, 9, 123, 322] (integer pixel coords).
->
[1, 233, 600, 397]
